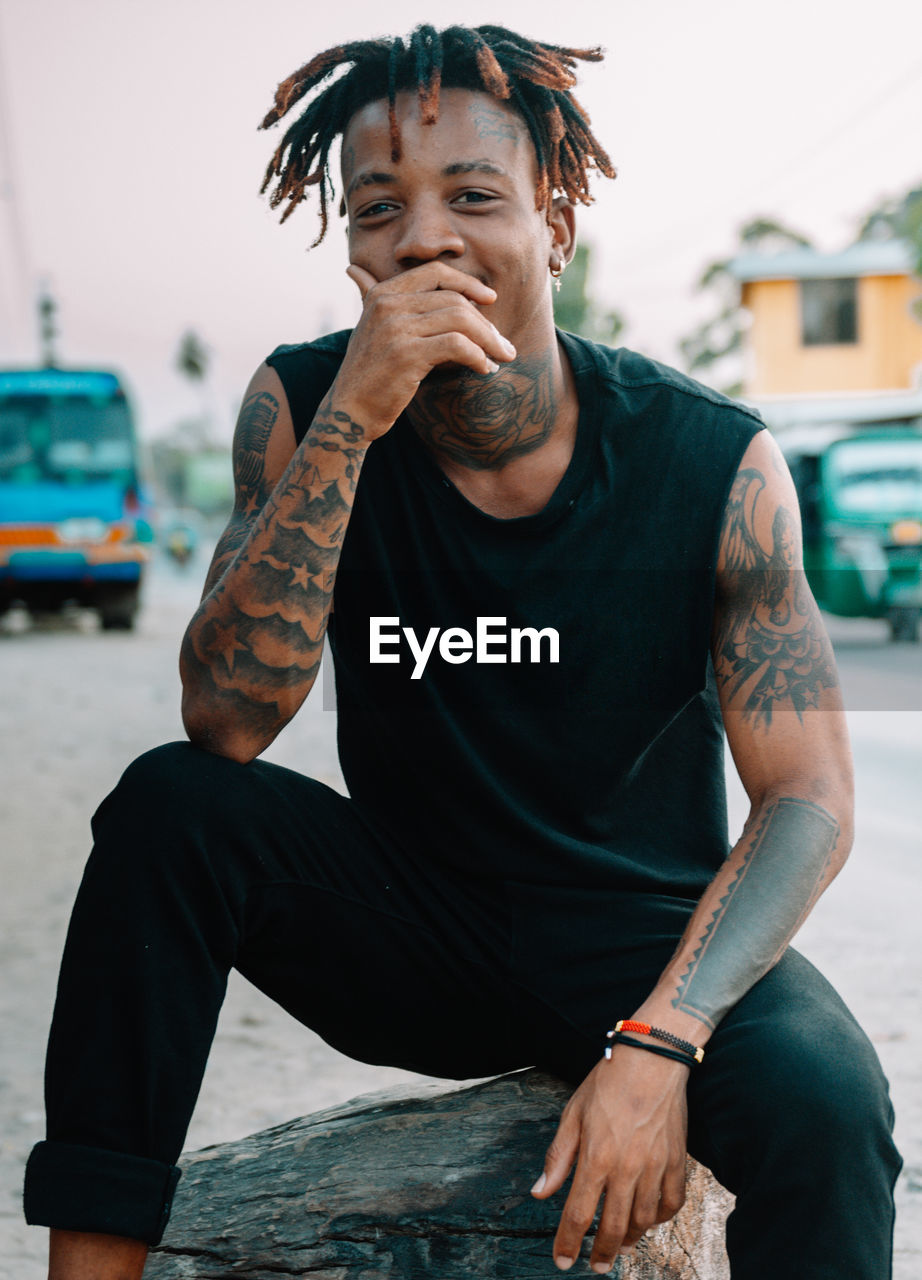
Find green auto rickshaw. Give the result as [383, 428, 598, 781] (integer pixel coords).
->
[783, 426, 922, 642]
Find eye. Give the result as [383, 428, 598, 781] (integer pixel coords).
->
[453, 190, 496, 207]
[354, 200, 398, 220]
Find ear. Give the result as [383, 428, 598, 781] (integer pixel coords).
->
[547, 197, 577, 272]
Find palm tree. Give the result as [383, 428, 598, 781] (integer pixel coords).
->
[175, 329, 212, 448]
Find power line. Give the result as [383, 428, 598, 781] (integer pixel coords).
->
[600, 52, 922, 286]
[760, 53, 922, 199]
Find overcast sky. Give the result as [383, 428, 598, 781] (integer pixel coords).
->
[1, 0, 920, 442]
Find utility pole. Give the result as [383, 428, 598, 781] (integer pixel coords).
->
[38, 287, 58, 367]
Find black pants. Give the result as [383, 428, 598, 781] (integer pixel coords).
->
[25, 743, 901, 1276]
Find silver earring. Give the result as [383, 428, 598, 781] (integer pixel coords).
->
[551, 266, 564, 293]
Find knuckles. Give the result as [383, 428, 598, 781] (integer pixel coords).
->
[359, 290, 400, 321]
[659, 1188, 686, 1218]
[440, 303, 484, 330]
[355, 293, 484, 346]
[561, 1206, 597, 1237]
[627, 1199, 661, 1233]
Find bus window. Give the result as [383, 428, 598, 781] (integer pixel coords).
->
[0, 395, 135, 485]
[826, 437, 922, 517]
[0, 407, 37, 477]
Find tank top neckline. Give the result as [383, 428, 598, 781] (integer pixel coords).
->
[391, 329, 601, 536]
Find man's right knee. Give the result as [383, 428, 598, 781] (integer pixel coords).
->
[94, 741, 247, 836]
[85, 742, 259, 895]
[116, 739, 245, 806]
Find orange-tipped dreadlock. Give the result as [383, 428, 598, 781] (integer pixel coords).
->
[259, 24, 616, 247]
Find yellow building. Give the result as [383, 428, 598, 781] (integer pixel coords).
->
[730, 241, 922, 429]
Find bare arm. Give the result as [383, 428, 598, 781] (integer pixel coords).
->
[534, 428, 853, 1273]
[658, 428, 852, 1032]
[179, 364, 369, 761]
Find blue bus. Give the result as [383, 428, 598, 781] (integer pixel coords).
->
[0, 368, 153, 629]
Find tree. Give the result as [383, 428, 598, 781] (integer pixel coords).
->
[173, 329, 213, 450]
[679, 218, 812, 396]
[855, 185, 922, 321]
[176, 329, 210, 383]
[553, 242, 625, 345]
[856, 186, 922, 259]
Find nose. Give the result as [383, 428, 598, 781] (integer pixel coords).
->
[394, 197, 465, 268]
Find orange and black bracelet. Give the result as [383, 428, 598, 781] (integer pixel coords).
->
[604, 1019, 705, 1066]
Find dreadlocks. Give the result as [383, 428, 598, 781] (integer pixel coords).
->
[259, 24, 616, 247]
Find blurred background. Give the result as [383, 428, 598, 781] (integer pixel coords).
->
[1, 0, 922, 441]
[1, 0, 920, 1275]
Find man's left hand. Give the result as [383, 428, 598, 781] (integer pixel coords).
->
[531, 1049, 689, 1272]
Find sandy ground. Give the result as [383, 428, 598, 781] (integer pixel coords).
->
[1, 555, 920, 1277]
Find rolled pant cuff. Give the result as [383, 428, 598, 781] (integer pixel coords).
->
[24, 1140, 181, 1246]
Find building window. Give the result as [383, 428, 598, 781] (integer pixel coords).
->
[800, 277, 858, 346]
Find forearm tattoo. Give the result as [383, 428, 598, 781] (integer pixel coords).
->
[714, 467, 838, 725]
[197, 391, 279, 599]
[673, 797, 840, 1027]
[182, 390, 366, 735]
[406, 354, 557, 471]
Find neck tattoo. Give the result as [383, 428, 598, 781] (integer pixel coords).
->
[406, 354, 558, 472]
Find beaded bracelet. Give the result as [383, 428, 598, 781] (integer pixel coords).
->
[604, 1032, 699, 1069]
[608, 1019, 705, 1065]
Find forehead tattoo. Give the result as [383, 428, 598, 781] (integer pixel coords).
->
[468, 103, 521, 144]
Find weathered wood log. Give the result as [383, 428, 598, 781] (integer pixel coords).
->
[147, 1070, 733, 1279]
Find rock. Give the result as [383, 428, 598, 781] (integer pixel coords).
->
[147, 1070, 733, 1279]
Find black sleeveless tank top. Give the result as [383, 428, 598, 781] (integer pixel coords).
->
[266, 330, 763, 896]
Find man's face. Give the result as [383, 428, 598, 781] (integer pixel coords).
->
[341, 88, 564, 350]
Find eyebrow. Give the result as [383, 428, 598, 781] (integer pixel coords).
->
[442, 161, 508, 178]
[346, 171, 396, 198]
[346, 160, 508, 198]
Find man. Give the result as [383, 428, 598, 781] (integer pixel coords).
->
[26, 25, 900, 1279]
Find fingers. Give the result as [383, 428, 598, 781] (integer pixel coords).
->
[553, 1162, 607, 1272]
[588, 1164, 686, 1274]
[612, 1172, 661, 1255]
[345, 263, 378, 300]
[547, 1151, 686, 1274]
[655, 1156, 686, 1224]
[532, 1106, 580, 1200]
[416, 333, 503, 377]
[409, 299, 516, 366]
[347, 264, 515, 367]
[360, 288, 515, 372]
[348, 259, 498, 306]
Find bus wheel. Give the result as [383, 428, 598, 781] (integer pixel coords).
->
[887, 606, 920, 643]
[98, 587, 139, 631]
